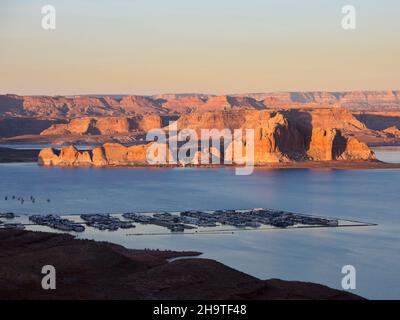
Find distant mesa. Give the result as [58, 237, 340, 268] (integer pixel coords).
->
[1, 90, 400, 119]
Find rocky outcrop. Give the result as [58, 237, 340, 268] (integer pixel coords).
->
[39, 144, 148, 166]
[383, 126, 400, 137]
[38, 110, 376, 166]
[38, 148, 61, 166]
[41, 118, 96, 135]
[339, 137, 376, 160]
[307, 128, 374, 161]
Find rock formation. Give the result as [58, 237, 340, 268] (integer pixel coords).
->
[383, 126, 400, 137]
[173, 109, 375, 163]
[38, 110, 376, 167]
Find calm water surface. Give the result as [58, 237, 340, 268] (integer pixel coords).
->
[0, 149, 399, 299]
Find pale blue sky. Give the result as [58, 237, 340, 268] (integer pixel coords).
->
[0, 0, 399, 95]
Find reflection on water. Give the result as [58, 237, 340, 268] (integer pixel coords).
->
[0, 149, 399, 299]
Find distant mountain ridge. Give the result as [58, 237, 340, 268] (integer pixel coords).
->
[1, 90, 400, 119]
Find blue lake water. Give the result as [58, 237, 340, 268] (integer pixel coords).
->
[0, 149, 399, 299]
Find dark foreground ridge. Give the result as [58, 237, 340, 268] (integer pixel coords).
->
[0, 230, 363, 300]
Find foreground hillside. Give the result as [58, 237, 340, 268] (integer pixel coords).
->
[0, 230, 362, 300]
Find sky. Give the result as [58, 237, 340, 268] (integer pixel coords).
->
[0, 0, 399, 95]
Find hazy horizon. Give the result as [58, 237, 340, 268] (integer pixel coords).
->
[1, 0, 399, 95]
[2, 89, 400, 98]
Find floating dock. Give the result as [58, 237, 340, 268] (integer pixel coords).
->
[0, 208, 377, 235]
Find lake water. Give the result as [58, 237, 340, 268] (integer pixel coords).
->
[373, 146, 400, 163]
[0, 148, 399, 299]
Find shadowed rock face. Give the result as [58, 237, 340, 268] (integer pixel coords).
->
[0, 118, 61, 138]
[354, 111, 400, 131]
[38, 110, 375, 166]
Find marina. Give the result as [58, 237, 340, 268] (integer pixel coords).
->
[80, 214, 134, 231]
[29, 215, 85, 232]
[0, 208, 376, 235]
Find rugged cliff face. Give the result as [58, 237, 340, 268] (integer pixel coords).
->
[173, 109, 375, 163]
[38, 110, 375, 166]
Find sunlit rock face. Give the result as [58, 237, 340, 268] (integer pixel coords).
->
[38, 109, 376, 167]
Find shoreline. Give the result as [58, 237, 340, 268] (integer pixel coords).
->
[1, 147, 400, 169]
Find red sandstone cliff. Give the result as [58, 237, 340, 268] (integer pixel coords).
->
[38, 144, 148, 166]
[38, 110, 375, 166]
[172, 109, 375, 163]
